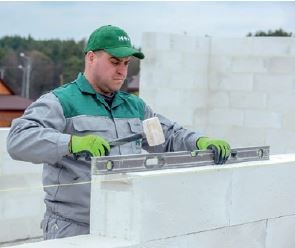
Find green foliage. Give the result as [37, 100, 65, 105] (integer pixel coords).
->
[0, 35, 139, 99]
[0, 35, 85, 99]
[247, 28, 293, 37]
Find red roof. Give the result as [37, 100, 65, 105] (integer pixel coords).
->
[0, 79, 14, 95]
[0, 95, 32, 110]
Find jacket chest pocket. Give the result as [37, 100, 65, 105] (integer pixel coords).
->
[71, 117, 114, 141]
[120, 118, 143, 154]
[127, 118, 143, 134]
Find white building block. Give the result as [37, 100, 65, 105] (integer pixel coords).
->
[208, 109, 244, 126]
[230, 155, 295, 225]
[266, 215, 295, 248]
[141, 32, 171, 51]
[169, 34, 200, 52]
[205, 126, 266, 150]
[208, 91, 230, 108]
[90, 154, 295, 247]
[153, 88, 182, 108]
[230, 92, 267, 109]
[193, 108, 208, 131]
[91, 166, 232, 242]
[250, 37, 295, 56]
[266, 57, 295, 74]
[156, 106, 196, 128]
[138, 220, 266, 248]
[0, 217, 43, 244]
[210, 56, 232, 73]
[180, 89, 208, 108]
[209, 73, 254, 92]
[211, 38, 254, 56]
[153, 50, 183, 72]
[244, 110, 282, 128]
[152, 88, 208, 110]
[190, 220, 266, 248]
[265, 129, 295, 154]
[7, 234, 135, 248]
[212, 37, 294, 57]
[0, 192, 44, 219]
[0, 129, 45, 244]
[282, 112, 295, 132]
[220, 74, 253, 91]
[267, 93, 295, 112]
[231, 57, 267, 73]
[253, 74, 295, 93]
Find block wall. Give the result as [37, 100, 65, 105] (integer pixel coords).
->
[0, 129, 44, 244]
[140, 34, 295, 154]
[90, 154, 295, 248]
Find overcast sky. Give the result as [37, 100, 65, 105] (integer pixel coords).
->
[1, 1, 295, 47]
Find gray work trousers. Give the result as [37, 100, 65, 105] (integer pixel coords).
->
[41, 214, 89, 240]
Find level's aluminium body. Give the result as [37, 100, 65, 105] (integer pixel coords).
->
[92, 146, 270, 175]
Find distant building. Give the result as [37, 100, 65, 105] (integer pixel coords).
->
[0, 79, 32, 127]
[127, 74, 139, 94]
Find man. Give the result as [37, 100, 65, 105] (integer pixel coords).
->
[7, 25, 230, 240]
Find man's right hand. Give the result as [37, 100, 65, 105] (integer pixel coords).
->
[69, 135, 110, 160]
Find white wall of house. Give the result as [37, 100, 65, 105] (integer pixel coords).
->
[140, 34, 295, 154]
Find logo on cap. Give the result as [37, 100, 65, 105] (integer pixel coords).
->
[118, 36, 130, 42]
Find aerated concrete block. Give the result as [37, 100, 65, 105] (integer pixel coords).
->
[231, 57, 266, 73]
[250, 38, 295, 56]
[6, 234, 135, 248]
[265, 130, 295, 154]
[267, 93, 295, 112]
[266, 215, 295, 248]
[230, 155, 295, 225]
[210, 56, 232, 73]
[135, 220, 266, 248]
[244, 110, 282, 128]
[208, 92, 230, 108]
[91, 166, 232, 243]
[229, 92, 267, 109]
[211, 37, 294, 57]
[0, 217, 43, 243]
[208, 109, 244, 126]
[211, 38, 253, 56]
[266, 57, 295, 74]
[253, 74, 295, 93]
[220, 74, 253, 91]
[141, 33, 171, 51]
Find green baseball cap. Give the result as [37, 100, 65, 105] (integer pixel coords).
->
[84, 25, 144, 59]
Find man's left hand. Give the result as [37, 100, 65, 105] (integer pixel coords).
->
[196, 137, 231, 164]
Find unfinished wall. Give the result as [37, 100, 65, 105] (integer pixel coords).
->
[8, 154, 295, 248]
[89, 154, 295, 248]
[140, 34, 295, 154]
[0, 129, 44, 244]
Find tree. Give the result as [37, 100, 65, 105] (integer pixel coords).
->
[247, 28, 293, 37]
[29, 50, 55, 99]
[0, 35, 141, 99]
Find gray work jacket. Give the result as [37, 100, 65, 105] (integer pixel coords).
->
[7, 74, 201, 225]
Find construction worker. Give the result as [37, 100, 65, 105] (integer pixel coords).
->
[6, 25, 231, 240]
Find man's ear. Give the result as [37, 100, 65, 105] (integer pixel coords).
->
[86, 51, 95, 63]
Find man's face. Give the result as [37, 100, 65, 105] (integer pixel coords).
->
[86, 51, 130, 96]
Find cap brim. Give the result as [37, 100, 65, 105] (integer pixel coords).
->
[104, 47, 145, 59]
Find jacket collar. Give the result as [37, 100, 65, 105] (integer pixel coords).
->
[76, 73, 96, 95]
[76, 73, 125, 109]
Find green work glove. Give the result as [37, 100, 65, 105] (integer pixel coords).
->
[69, 135, 110, 161]
[196, 137, 231, 165]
